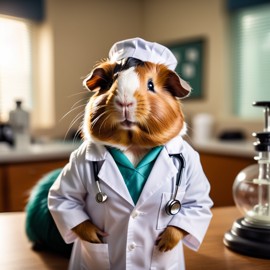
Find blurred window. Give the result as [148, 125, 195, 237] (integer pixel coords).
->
[231, 4, 270, 118]
[0, 16, 32, 121]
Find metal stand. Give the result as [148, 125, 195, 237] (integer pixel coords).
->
[224, 218, 270, 259]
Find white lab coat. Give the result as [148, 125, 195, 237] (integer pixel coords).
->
[48, 135, 213, 270]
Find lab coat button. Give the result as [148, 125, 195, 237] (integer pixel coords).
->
[128, 242, 136, 251]
[131, 210, 139, 218]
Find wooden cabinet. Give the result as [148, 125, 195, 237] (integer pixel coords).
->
[0, 159, 68, 212]
[0, 148, 256, 211]
[199, 152, 255, 207]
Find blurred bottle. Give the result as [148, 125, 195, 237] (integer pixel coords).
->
[192, 113, 214, 143]
[9, 100, 31, 150]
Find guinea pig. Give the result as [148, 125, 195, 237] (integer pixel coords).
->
[76, 57, 189, 245]
[82, 57, 189, 163]
[48, 38, 212, 270]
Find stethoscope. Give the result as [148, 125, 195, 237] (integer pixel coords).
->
[165, 153, 185, 215]
[93, 161, 108, 203]
[92, 153, 185, 216]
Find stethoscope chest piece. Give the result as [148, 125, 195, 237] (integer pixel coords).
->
[165, 199, 181, 215]
[95, 192, 108, 203]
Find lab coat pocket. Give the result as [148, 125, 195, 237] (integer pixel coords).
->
[81, 241, 110, 270]
[151, 245, 179, 270]
[157, 191, 185, 230]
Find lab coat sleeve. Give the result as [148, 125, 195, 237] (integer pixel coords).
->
[48, 149, 90, 244]
[168, 146, 213, 251]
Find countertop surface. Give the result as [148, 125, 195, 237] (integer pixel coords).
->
[0, 141, 81, 163]
[0, 138, 257, 164]
[191, 139, 256, 158]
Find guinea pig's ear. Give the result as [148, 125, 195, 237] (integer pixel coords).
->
[165, 71, 192, 99]
[83, 63, 115, 91]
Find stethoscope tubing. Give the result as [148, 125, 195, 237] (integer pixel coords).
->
[92, 153, 185, 215]
[170, 153, 185, 199]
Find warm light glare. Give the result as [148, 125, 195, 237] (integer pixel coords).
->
[0, 16, 32, 121]
[0, 18, 27, 69]
[35, 23, 55, 128]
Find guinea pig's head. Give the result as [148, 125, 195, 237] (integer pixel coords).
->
[82, 57, 191, 149]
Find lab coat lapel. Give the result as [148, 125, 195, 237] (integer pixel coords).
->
[136, 148, 178, 207]
[97, 155, 135, 207]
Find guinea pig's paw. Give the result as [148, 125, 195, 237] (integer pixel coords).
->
[72, 220, 109, 243]
[156, 226, 186, 252]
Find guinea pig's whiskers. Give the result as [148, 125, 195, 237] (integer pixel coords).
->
[68, 91, 88, 98]
[60, 104, 87, 122]
[71, 98, 89, 109]
[72, 124, 83, 143]
[60, 97, 88, 141]
[70, 111, 85, 129]
[90, 116, 101, 129]
[90, 110, 109, 129]
[98, 112, 112, 135]
[64, 111, 85, 141]
[93, 104, 107, 112]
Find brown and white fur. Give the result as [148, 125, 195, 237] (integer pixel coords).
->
[73, 57, 190, 251]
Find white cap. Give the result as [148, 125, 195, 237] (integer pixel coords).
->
[109, 37, 178, 71]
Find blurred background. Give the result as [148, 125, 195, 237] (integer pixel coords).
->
[0, 0, 269, 212]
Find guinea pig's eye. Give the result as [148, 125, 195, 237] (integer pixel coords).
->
[147, 79, 155, 92]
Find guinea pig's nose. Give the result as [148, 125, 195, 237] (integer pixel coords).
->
[116, 100, 134, 108]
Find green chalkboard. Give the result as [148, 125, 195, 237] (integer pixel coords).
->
[167, 39, 205, 99]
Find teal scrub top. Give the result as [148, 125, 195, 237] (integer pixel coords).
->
[107, 146, 163, 204]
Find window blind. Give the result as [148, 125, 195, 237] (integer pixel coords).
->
[227, 0, 270, 11]
[231, 4, 270, 118]
[0, 0, 44, 21]
[0, 16, 32, 122]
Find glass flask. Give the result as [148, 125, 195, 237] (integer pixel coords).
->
[233, 137, 270, 227]
[224, 101, 270, 259]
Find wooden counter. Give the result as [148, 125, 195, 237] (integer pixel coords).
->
[0, 141, 80, 212]
[0, 139, 256, 210]
[199, 152, 254, 207]
[185, 207, 270, 270]
[190, 139, 256, 207]
[0, 212, 69, 270]
[1, 207, 270, 269]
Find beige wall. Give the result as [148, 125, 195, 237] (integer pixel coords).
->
[34, 0, 144, 138]
[142, 0, 230, 117]
[142, 0, 262, 138]
[33, 0, 262, 140]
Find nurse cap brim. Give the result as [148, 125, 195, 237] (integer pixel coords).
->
[108, 37, 191, 97]
[109, 37, 177, 71]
